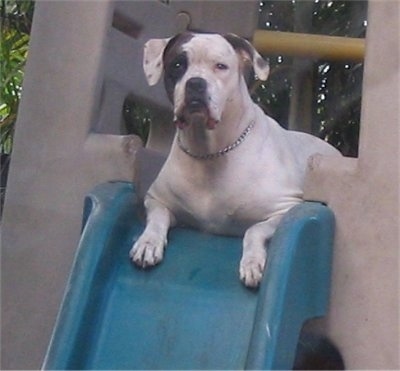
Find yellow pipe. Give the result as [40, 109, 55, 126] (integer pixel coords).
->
[253, 30, 365, 62]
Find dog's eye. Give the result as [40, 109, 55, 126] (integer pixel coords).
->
[216, 63, 229, 70]
[166, 54, 188, 83]
[172, 55, 187, 71]
[174, 61, 183, 69]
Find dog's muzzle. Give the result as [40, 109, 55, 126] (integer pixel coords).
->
[175, 77, 218, 130]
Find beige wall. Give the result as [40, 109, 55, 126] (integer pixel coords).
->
[305, 1, 399, 368]
[1, 2, 141, 369]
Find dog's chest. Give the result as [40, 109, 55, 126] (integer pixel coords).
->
[175, 191, 259, 235]
[163, 168, 276, 235]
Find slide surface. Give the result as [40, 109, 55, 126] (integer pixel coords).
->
[43, 182, 335, 370]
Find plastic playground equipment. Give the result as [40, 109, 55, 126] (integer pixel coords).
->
[43, 182, 335, 370]
[2, 1, 398, 370]
[41, 6, 364, 368]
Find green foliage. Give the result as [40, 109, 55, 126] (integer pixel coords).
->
[1, 0, 34, 213]
[312, 0, 366, 157]
[256, 0, 367, 157]
[123, 95, 151, 144]
[0, 0, 34, 154]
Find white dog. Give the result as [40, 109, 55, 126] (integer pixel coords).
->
[130, 32, 341, 287]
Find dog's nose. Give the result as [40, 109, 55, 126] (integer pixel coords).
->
[186, 77, 207, 93]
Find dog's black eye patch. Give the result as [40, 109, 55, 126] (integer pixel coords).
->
[164, 52, 188, 102]
[162, 32, 194, 102]
[167, 53, 188, 82]
[166, 53, 187, 81]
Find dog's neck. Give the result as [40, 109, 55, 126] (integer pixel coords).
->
[176, 79, 255, 159]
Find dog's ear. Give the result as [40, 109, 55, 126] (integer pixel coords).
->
[143, 38, 170, 86]
[224, 33, 270, 82]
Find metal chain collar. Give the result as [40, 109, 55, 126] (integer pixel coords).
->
[177, 120, 256, 160]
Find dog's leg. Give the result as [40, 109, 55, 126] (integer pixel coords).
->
[130, 196, 176, 268]
[240, 215, 283, 288]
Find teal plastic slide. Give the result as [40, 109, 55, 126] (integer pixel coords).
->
[43, 181, 335, 370]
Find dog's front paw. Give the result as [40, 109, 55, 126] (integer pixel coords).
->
[129, 233, 166, 268]
[239, 250, 267, 288]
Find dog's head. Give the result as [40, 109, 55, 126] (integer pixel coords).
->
[143, 32, 269, 129]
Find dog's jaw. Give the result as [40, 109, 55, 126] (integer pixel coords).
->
[174, 104, 220, 130]
[173, 80, 224, 131]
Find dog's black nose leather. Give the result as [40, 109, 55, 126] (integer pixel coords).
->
[186, 77, 207, 93]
